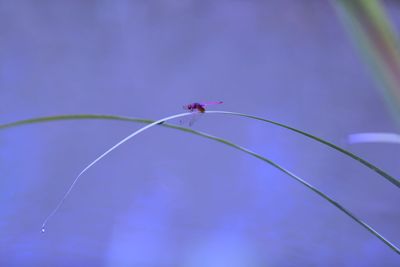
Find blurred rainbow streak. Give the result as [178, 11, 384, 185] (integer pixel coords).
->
[334, 0, 400, 122]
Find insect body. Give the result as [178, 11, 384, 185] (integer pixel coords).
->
[181, 101, 223, 126]
[183, 101, 223, 113]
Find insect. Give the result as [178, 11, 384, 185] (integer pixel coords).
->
[183, 101, 223, 113]
[181, 101, 223, 126]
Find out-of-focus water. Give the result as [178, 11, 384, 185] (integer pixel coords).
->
[1, 1, 399, 266]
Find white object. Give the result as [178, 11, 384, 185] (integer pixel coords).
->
[348, 132, 400, 144]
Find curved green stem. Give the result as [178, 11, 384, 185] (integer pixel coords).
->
[0, 112, 399, 254]
[2, 112, 399, 188]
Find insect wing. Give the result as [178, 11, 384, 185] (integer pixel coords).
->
[199, 101, 223, 107]
[179, 111, 203, 127]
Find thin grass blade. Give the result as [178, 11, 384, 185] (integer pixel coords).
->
[1, 113, 398, 253]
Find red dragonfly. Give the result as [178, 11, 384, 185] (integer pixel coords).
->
[181, 101, 223, 125]
[183, 101, 223, 113]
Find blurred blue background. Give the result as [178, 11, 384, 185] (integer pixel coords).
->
[1, 0, 399, 266]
